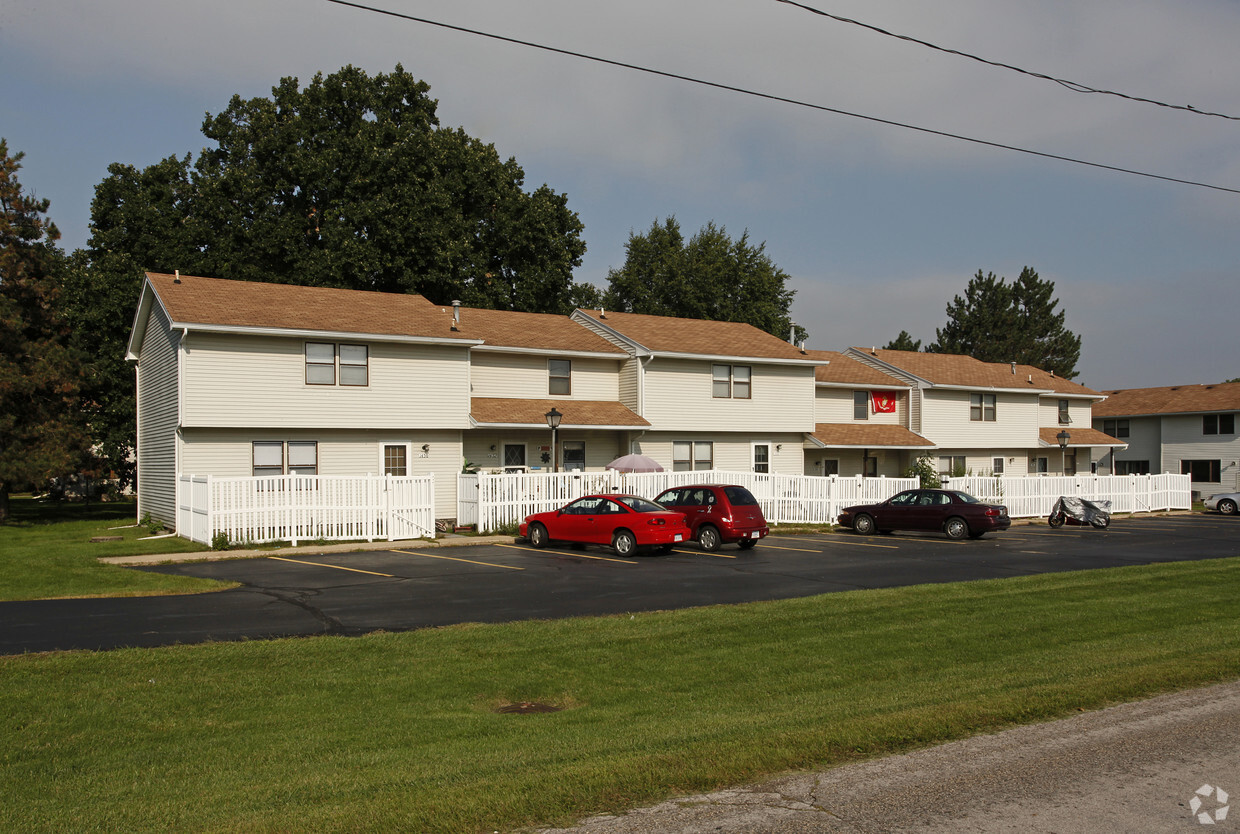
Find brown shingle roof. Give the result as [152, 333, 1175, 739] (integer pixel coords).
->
[578, 309, 816, 362]
[449, 307, 625, 354]
[803, 350, 906, 386]
[471, 398, 649, 427]
[1092, 382, 1240, 417]
[1038, 427, 1127, 448]
[851, 348, 1102, 396]
[146, 272, 474, 342]
[809, 423, 935, 449]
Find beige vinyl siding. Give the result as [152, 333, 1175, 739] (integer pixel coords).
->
[463, 429, 626, 473]
[803, 449, 911, 477]
[620, 358, 640, 412]
[180, 428, 462, 518]
[642, 359, 815, 432]
[469, 352, 621, 400]
[921, 390, 1041, 448]
[815, 388, 903, 424]
[635, 433, 805, 475]
[135, 303, 180, 527]
[181, 334, 471, 429]
[1160, 414, 1240, 489]
[1039, 397, 1091, 428]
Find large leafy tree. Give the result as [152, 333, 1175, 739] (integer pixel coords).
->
[929, 267, 1081, 378]
[62, 64, 591, 483]
[0, 140, 90, 521]
[603, 217, 806, 342]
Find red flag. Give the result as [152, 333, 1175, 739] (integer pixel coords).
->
[871, 391, 897, 413]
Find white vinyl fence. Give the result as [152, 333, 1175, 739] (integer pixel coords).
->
[177, 473, 435, 546]
[942, 473, 1192, 518]
[459, 470, 918, 533]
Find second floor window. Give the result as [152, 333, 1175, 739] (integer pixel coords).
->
[549, 359, 571, 395]
[970, 393, 997, 422]
[1204, 414, 1235, 435]
[1103, 419, 1130, 438]
[713, 365, 751, 399]
[306, 342, 368, 386]
[853, 390, 869, 420]
[1058, 399, 1071, 424]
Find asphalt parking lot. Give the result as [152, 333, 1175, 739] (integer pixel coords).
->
[2, 514, 1237, 654]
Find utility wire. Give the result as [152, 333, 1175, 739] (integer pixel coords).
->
[774, 0, 1240, 122]
[325, 0, 1240, 195]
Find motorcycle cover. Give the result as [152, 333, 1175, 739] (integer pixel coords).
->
[1050, 496, 1112, 528]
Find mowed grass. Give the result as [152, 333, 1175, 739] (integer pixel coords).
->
[5, 557, 1240, 833]
[0, 496, 226, 600]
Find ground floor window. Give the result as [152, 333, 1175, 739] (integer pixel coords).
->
[938, 455, 966, 476]
[1182, 459, 1221, 483]
[562, 441, 586, 471]
[821, 459, 839, 476]
[383, 444, 408, 476]
[992, 457, 1005, 475]
[252, 441, 317, 476]
[673, 441, 714, 471]
[1115, 460, 1151, 475]
[1031, 457, 1049, 473]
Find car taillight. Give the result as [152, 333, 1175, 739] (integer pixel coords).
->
[649, 518, 665, 526]
[985, 508, 1000, 517]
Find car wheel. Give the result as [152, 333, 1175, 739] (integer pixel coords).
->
[853, 514, 875, 535]
[944, 517, 969, 540]
[737, 538, 757, 550]
[1048, 514, 1065, 529]
[528, 522, 549, 548]
[612, 529, 637, 557]
[1220, 499, 1238, 515]
[698, 525, 722, 552]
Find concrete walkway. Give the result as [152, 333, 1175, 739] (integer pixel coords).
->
[535, 679, 1240, 833]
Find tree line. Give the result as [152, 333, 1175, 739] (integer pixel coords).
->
[2, 64, 1093, 520]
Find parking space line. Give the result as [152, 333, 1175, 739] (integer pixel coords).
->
[495, 544, 637, 564]
[758, 543, 832, 554]
[780, 539, 898, 550]
[392, 550, 523, 570]
[669, 548, 735, 558]
[269, 556, 394, 577]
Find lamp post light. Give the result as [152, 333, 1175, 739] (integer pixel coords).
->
[545, 407, 563, 473]
[1056, 430, 1071, 475]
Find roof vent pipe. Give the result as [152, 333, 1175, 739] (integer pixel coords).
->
[599, 308, 606, 319]
[451, 300, 460, 323]
[174, 270, 181, 284]
[789, 323, 796, 344]
[1011, 361, 1016, 374]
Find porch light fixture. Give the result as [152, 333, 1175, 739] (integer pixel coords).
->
[545, 407, 563, 473]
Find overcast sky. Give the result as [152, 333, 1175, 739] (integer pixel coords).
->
[5, 0, 1239, 389]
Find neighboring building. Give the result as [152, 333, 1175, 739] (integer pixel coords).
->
[1092, 381, 1240, 495]
[842, 348, 1124, 476]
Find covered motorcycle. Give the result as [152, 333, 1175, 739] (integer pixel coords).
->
[1048, 496, 1111, 529]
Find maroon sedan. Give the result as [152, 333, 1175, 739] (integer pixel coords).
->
[520, 494, 689, 556]
[837, 489, 1010, 540]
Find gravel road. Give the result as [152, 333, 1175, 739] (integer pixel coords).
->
[535, 679, 1240, 833]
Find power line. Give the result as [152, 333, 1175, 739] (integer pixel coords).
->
[774, 0, 1240, 122]
[325, 0, 1240, 196]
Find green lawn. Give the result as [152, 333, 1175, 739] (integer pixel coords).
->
[5, 557, 1240, 833]
[0, 496, 228, 600]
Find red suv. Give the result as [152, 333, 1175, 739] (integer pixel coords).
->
[653, 484, 769, 551]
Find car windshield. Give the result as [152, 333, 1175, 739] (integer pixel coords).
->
[723, 486, 759, 506]
[615, 495, 665, 513]
[951, 491, 981, 504]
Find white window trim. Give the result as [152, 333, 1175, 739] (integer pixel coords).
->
[751, 441, 773, 474]
[380, 441, 412, 476]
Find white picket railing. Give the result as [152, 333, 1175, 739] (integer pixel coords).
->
[942, 473, 1192, 518]
[176, 473, 435, 546]
[459, 470, 918, 533]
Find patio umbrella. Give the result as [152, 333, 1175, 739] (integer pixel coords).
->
[605, 454, 664, 473]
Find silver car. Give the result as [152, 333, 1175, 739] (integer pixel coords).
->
[1204, 492, 1239, 515]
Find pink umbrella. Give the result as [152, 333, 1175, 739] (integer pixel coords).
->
[605, 454, 665, 473]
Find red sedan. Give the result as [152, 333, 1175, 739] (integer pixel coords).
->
[519, 494, 689, 556]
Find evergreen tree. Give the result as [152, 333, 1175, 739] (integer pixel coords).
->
[929, 267, 1080, 378]
[0, 140, 90, 521]
[883, 330, 922, 351]
[603, 217, 806, 342]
